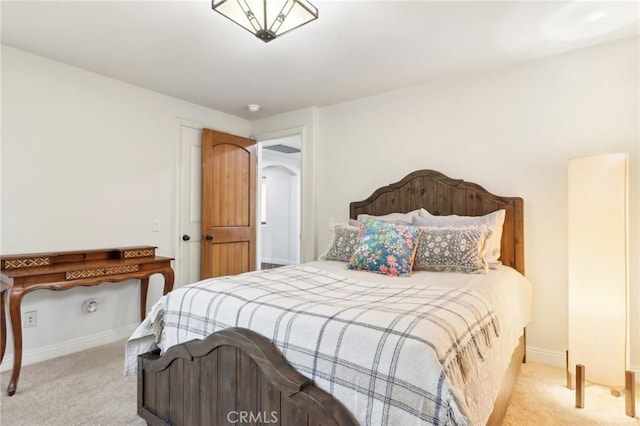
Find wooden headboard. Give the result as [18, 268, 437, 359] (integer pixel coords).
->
[349, 170, 524, 274]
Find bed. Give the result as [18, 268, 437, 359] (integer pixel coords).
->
[129, 169, 531, 426]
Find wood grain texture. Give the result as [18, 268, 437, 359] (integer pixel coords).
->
[626, 370, 636, 417]
[349, 169, 524, 274]
[1, 247, 173, 396]
[576, 364, 585, 408]
[138, 328, 357, 426]
[201, 129, 256, 279]
[200, 349, 218, 424]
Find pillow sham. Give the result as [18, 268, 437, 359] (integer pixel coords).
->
[346, 219, 421, 277]
[414, 209, 505, 267]
[319, 223, 360, 262]
[356, 208, 425, 224]
[413, 226, 491, 273]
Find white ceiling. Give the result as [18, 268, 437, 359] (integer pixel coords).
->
[2, 1, 638, 120]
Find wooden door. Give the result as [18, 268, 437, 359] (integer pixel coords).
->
[201, 129, 256, 278]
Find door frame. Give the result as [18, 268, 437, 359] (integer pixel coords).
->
[254, 126, 313, 264]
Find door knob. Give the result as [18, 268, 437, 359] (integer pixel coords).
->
[205, 234, 214, 241]
[182, 234, 191, 241]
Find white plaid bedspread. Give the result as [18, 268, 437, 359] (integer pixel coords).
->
[133, 265, 501, 426]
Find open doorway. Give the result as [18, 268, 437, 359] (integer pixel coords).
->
[258, 135, 302, 270]
[176, 125, 304, 284]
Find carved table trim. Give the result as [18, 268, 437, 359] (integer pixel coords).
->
[0, 246, 174, 396]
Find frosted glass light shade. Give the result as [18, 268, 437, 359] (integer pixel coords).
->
[212, 0, 318, 42]
[568, 153, 628, 387]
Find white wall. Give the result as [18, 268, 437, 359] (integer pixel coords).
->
[260, 145, 301, 266]
[314, 36, 640, 367]
[0, 46, 251, 369]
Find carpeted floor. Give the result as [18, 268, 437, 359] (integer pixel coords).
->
[1, 340, 144, 426]
[0, 340, 638, 425]
[504, 362, 638, 425]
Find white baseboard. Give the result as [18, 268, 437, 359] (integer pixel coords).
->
[527, 346, 640, 374]
[261, 257, 294, 266]
[526, 346, 566, 368]
[0, 324, 138, 373]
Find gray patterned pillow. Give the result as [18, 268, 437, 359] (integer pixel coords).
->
[414, 226, 491, 273]
[319, 224, 361, 262]
[414, 209, 505, 268]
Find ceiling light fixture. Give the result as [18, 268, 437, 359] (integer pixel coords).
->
[212, 0, 318, 43]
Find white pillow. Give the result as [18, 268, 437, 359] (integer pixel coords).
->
[357, 208, 425, 223]
[414, 209, 506, 267]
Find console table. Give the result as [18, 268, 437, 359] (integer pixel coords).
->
[0, 246, 174, 396]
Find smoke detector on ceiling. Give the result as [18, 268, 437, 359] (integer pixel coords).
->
[247, 104, 261, 112]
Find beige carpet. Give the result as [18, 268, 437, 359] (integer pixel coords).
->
[1, 340, 144, 426]
[504, 362, 639, 426]
[0, 340, 638, 425]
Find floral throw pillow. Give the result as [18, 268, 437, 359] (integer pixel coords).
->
[319, 224, 360, 262]
[413, 226, 491, 273]
[346, 219, 421, 277]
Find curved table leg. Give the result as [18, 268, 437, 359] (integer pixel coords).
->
[162, 267, 174, 295]
[0, 290, 6, 364]
[139, 278, 149, 322]
[7, 288, 25, 396]
[139, 267, 174, 322]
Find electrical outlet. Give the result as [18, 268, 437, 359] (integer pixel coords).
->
[24, 311, 37, 328]
[82, 298, 98, 314]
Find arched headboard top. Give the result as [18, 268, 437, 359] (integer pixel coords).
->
[349, 170, 524, 274]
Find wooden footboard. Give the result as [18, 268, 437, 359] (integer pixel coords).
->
[137, 327, 357, 426]
[138, 330, 525, 426]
